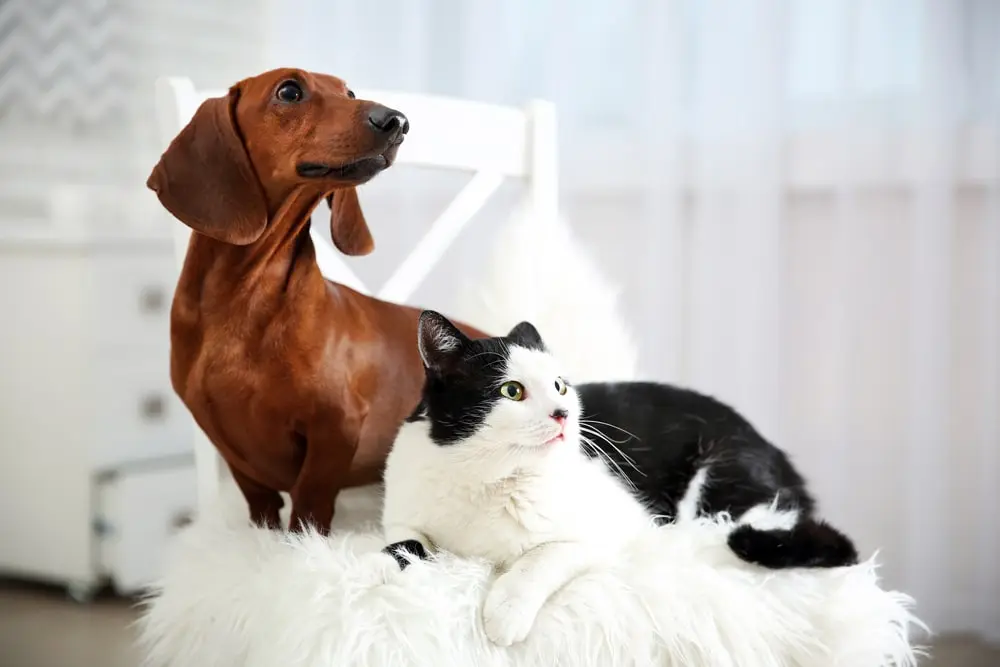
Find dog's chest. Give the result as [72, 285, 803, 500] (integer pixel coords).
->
[174, 333, 312, 450]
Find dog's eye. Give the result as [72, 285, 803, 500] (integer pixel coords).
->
[347, 89, 356, 100]
[276, 81, 304, 103]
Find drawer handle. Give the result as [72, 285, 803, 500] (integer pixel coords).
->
[139, 285, 166, 313]
[171, 511, 194, 531]
[140, 394, 166, 421]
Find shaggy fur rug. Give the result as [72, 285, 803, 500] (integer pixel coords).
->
[137, 486, 923, 667]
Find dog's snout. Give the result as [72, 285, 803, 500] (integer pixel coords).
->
[367, 105, 409, 137]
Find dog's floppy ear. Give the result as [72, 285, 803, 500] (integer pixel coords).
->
[146, 86, 267, 245]
[326, 188, 374, 256]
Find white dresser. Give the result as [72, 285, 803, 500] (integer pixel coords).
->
[0, 0, 267, 598]
[0, 185, 197, 599]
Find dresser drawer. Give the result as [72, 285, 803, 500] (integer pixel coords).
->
[96, 459, 197, 595]
[90, 253, 176, 356]
[90, 359, 192, 469]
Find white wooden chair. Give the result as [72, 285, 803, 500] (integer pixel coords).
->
[152, 76, 558, 510]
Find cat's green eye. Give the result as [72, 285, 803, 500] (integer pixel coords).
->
[499, 381, 525, 401]
[554, 377, 568, 395]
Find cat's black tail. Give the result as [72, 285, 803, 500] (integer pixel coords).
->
[726, 518, 859, 569]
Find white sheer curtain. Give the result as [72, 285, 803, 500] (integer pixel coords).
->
[264, 0, 1000, 640]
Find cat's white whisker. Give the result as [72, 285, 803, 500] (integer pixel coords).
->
[579, 424, 645, 478]
[580, 417, 639, 443]
[580, 435, 638, 491]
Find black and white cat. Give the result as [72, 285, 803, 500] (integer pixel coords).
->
[381, 311, 857, 645]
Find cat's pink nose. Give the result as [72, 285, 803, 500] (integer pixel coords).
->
[551, 409, 567, 427]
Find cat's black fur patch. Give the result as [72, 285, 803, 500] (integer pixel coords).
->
[575, 382, 812, 520]
[575, 381, 857, 568]
[412, 311, 858, 570]
[413, 311, 546, 446]
[383, 540, 429, 570]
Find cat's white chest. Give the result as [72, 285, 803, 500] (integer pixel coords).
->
[383, 428, 574, 565]
[432, 468, 562, 564]
[382, 422, 649, 568]
[479, 470, 561, 539]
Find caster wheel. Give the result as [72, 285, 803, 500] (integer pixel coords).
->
[66, 580, 98, 604]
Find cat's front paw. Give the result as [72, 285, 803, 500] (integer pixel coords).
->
[382, 540, 429, 570]
[482, 577, 543, 647]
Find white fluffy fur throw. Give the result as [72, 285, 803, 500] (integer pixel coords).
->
[137, 486, 923, 667]
[455, 204, 640, 383]
[139, 207, 924, 666]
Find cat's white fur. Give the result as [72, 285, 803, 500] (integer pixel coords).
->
[382, 344, 653, 647]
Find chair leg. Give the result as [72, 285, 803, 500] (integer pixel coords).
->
[193, 426, 221, 510]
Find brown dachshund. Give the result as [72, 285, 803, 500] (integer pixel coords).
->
[147, 68, 486, 534]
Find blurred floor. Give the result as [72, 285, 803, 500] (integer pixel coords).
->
[0, 582, 140, 667]
[0, 580, 997, 667]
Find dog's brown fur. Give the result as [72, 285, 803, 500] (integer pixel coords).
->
[147, 68, 486, 534]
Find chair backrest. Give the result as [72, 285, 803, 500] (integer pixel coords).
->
[151, 75, 558, 510]
[153, 76, 558, 302]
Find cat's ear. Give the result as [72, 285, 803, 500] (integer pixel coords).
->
[507, 320, 546, 351]
[418, 310, 469, 372]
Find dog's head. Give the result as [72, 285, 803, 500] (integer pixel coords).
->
[147, 67, 408, 255]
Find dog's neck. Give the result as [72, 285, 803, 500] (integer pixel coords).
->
[175, 185, 332, 320]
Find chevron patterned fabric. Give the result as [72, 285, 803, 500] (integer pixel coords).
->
[0, 0, 265, 233]
[0, 0, 134, 127]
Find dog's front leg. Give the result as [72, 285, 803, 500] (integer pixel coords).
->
[288, 405, 364, 535]
[229, 465, 284, 529]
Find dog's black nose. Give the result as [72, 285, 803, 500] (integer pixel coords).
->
[368, 105, 409, 136]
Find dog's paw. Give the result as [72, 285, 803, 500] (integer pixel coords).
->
[482, 577, 542, 647]
[382, 540, 429, 570]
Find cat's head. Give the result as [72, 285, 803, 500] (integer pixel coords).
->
[411, 310, 580, 456]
